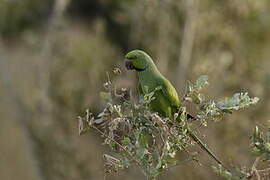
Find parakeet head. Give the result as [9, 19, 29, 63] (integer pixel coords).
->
[124, 50, 154, 71]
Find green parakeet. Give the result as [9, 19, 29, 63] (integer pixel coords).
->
[125, 49, 226, 168]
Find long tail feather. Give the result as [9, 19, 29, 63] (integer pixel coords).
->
[187, 129, 229, 171]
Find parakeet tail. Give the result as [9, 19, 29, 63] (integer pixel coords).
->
[187, 129, 229, 171]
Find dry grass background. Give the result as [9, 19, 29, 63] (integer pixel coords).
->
[0, 0, 269, 179]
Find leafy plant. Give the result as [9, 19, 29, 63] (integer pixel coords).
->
[211, 119, 269, 180]
[78, 69, 259, 180]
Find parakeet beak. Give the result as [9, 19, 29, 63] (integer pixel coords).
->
[125, 60, 134, 70]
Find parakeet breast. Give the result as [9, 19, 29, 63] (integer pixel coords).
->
[138, 74, 176, 118]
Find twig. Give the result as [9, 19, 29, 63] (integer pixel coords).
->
[257, 168, 270, 173]
[250, 157, 261, 180]
[165, 157, 193, 171]
[90, 125, 143, 170]
[255, 122, 268, 130]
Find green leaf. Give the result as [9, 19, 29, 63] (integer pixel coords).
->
[122, 137, 131, 146]
[195, 75, 209, 90]
[217, 92, 259, 113]
[264, 142, 270, 152]
[136, 130, 150, 148]
[94, 118, 105, 124]
[120, 158, 130, 168]
[78, 116, 90, 135]
[136, 148, 147, 159]
[190, 93, 202, 104]
[145, 167, 159, 179]
[212, 166, 238, 180]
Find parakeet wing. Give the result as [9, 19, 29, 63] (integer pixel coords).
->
[160, 79, 180, 108]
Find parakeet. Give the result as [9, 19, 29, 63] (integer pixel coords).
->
[125, 49, 226, 168]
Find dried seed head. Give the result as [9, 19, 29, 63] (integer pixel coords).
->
[103, 82, 112, 89]
[113, 67, 122, 75]
[174, 113, 179, 120]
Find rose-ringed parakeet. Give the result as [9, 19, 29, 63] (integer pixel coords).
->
[124, 49, 226, 168]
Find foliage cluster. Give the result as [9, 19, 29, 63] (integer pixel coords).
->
[79, 70, 262, 180]
[212, 124, 269, 180]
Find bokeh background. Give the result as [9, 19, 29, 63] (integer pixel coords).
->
[0, 0, 269, 180]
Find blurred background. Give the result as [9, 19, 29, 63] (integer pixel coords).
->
[0, 0, 269, 179]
